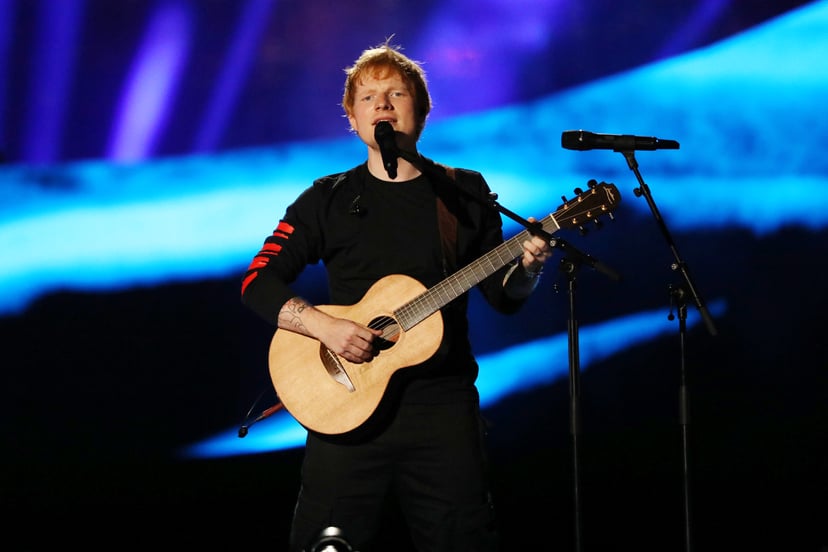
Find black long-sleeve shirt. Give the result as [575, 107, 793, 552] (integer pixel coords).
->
[241, 161, 527, 410]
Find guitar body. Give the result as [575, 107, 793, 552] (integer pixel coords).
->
[268, 274, 444, 437]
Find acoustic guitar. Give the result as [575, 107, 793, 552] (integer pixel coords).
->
[268, 180, 620, 436]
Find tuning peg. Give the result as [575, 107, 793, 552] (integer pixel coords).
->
[578, 225, 588, 236]
[573, 187, 583, 196]
[587, 179, 598, 188]
[560, 195, 568, 203]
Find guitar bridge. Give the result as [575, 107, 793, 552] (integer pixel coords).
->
[320, 345, 355, 392]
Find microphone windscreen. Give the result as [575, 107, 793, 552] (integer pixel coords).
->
[561, 130, 591, 150]
[374, 120, 394, 142]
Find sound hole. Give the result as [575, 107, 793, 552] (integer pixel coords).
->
[369, 315, 399, 351]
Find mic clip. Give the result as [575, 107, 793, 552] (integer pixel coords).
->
[349, 195, 364, 216]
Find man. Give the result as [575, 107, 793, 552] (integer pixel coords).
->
[241, 40, 552, 552]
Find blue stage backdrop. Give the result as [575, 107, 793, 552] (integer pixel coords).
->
[1, 2, 825, 550]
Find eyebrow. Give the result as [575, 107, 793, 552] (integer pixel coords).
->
[356, 75, 408, 90]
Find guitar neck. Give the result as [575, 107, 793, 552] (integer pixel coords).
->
[395, 213, 559, 330]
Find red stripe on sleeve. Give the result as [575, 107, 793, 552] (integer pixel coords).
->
[241, 272, 258, 295]
[246, 257, 268, 271]
[275, 221, 294, 234]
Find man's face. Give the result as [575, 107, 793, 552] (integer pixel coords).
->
[347, 70, 419, 151]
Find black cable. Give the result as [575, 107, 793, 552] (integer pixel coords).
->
[238, 388, 283, 438]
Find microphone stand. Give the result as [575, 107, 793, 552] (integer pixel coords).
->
[553, 241, 617, 552]
[493, 227, 620, 552]
[669, 283, 693, 552]
[617, 149, 718, 552]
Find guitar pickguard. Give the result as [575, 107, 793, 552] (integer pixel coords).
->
[320, 345, 355, 392]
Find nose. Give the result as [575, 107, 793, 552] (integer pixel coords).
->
[375, 94, 392, 110]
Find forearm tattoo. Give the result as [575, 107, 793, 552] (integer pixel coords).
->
[279, 297, 310, 334]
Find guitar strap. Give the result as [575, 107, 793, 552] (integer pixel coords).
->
[434, 165, 458, 277]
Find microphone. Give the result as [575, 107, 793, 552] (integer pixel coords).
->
[562, 130, 679, 151]
[374, 121, 399, 179]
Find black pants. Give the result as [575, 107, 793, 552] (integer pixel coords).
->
[289, 398, 500, 552]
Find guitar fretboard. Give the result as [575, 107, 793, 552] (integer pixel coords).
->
[394, 213, 560, 330]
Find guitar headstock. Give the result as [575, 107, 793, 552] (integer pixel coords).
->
[555, 179, 621, 235]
